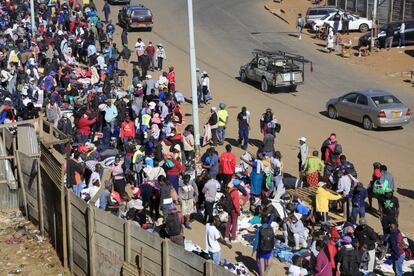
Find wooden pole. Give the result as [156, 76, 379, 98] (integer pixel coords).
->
[87, 205, 96, 276]
[205, 259, 213, 276]
[139, 247, 144, 276]
[388, 0, 394, 22]
[66, 188, 74, 271]
[61, 166, 68, 268]
[15, 151, 28, 219]
[162, 239, 170, 276]
[402, 0, 406, 21]
[37, 159, 44, 235]
[124, 220, 131, 263]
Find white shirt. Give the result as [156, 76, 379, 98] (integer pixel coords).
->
[400, 23, 405, 33]
[337, 174, 357, 196]
[135, 41, 145, 51]
[202, 76, 210, 89]
[288, 264, 308, 276]
[205, 223, 221, 253]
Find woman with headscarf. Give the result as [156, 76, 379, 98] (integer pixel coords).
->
[241, 153, 265, 197]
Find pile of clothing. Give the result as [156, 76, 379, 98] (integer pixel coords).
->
[222, 260, 250, 275]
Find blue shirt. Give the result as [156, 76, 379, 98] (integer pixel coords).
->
[349, 186, 368, 207]
[209, 154, 219, 176]
[99, 189, 110, 209]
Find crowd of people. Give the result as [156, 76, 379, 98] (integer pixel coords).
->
[0, 1, 412, 276]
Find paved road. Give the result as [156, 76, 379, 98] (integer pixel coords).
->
[97, 0, 414, 255]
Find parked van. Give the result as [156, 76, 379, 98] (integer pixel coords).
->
[305, 6, 339, 25]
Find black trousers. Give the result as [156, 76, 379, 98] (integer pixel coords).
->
[204, 201, 214, 224]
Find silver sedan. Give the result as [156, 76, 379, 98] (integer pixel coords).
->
[326, 90, 411, 130]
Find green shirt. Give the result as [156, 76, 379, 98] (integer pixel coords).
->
[304, 156, 324, 174]
[217, 110, 228, 127]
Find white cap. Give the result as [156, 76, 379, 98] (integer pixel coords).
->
[173, 144, 181, 152]
[318, 181, 327, 187]
[298, 137, 307, 142]
[136, 83, 143, 88]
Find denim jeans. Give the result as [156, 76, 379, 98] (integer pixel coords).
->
[385, 37, 393, 49]
[73, 181, 85, 197]
[398, 33, 405, 47]
[238, 127, 249, 149]
[217, 126, 225, 144]
[351, 206, 366, 224]
[393, 254, 405, 276]
[209, 250, 221, 265]
[149, 55, 155, 69]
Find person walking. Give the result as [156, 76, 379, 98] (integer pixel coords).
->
[120, 44, 131, 70]
[388, 221, 405, 276]
[342, 11, 350, 35]
[178, 174, 198, 229]
[252, 218, 275, 276]
[121, 28, 128, 47]
[385, 24, 394, 50]
[219, 144, 236, 190]
[326, 27, 334, 53]
[397, 21, 405, 48]
[156, 44, 166, 71]
[205, 216, 232, 265]
[217, 102, 228, 145]
[237, 106, 250, 150]
[298, 137, 308, 173]
[146, 41, 156, 71]
[225, 181, 240, 243]
[332, 11, 341, 34]
[304, 150, 324, 187]
[296, 13, 304, 40]
[135, 37, 145, 63]
[202, 176, 220, 223]
[207, 107, 219, 146]
[201, 71, 211, 104]
[102, 1, 111, 23]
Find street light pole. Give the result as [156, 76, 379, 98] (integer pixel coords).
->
[370, 0, 377, 52]
[186, 0, 201, 153]
[30, 0, 36, 36]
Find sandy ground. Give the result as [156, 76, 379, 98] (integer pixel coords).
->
[0, 210, 65, 276]
[264, 0, 414, 87]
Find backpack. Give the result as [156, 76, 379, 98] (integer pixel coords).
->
[223, 189, 237, 213]
[373, 179, 389, 195]
[259, 226, 275, 252]
[165, 214, 181, 236]
[340, 248, 359, 275]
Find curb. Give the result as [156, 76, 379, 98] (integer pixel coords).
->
[264, 4, 290, 25]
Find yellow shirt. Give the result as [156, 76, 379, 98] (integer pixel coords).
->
[315, 187, 342, 213]
[217, 110, 228, 127]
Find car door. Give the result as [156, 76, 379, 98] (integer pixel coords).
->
[348, 15, 357, 30]
[325, 14, 334, 28]
[335, 93, 359, 120]
[353, 94, 370, 122]
[405, 21, 414, 43]
[246, 57, 258, 81]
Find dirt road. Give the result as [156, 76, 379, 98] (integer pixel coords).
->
[97, 0, 414, 273]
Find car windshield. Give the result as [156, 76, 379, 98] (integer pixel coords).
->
[133, 10, 151, 16]
[371, 95, 401, 106]
[320, 14, 331, 20]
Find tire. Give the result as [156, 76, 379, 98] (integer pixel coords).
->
[327, 105, 338, 119]
[359, 23, 369, 33]
[147, 27, 153, 32]
[261, 78, 269, 92]
[289, 84, 297, 92]
[240, 71, 247, 83]
[362, 116, 373, 130]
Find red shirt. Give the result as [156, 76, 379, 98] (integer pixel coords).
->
[219, 152, 236, 175]
[165, 159, 185, 176]
[228, 187, 241, 215]
[77, 117, 96, 136]
[146, 45, 155, 56]
[120, 120, 135, 139]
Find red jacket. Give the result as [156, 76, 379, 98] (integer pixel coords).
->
[165, 158, 185, 176]
[219, 152, 236, 175]
[327, 240, 338, 269]
[77, 117, 96, 136]
[167, 71, 175, 84]
[120, 120, 135, 139]
[146, 45, 155, 56]
[228, 187, 240, 215]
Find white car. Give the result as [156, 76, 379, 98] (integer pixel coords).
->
[311, 12, 372, 32]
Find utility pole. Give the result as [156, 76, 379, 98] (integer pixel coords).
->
[370, 0, 377, 52]
[30, 0, 36, 36]
[186, 0, 201, 163]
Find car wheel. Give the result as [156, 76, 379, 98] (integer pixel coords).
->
[240, 71, 247, 82]
[147, 27, 153, 32]
[261, 78, 269, 92]
[327, 105, 338, 119]
[359, 23, 369, 33]
[362, 116, 373, 130]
